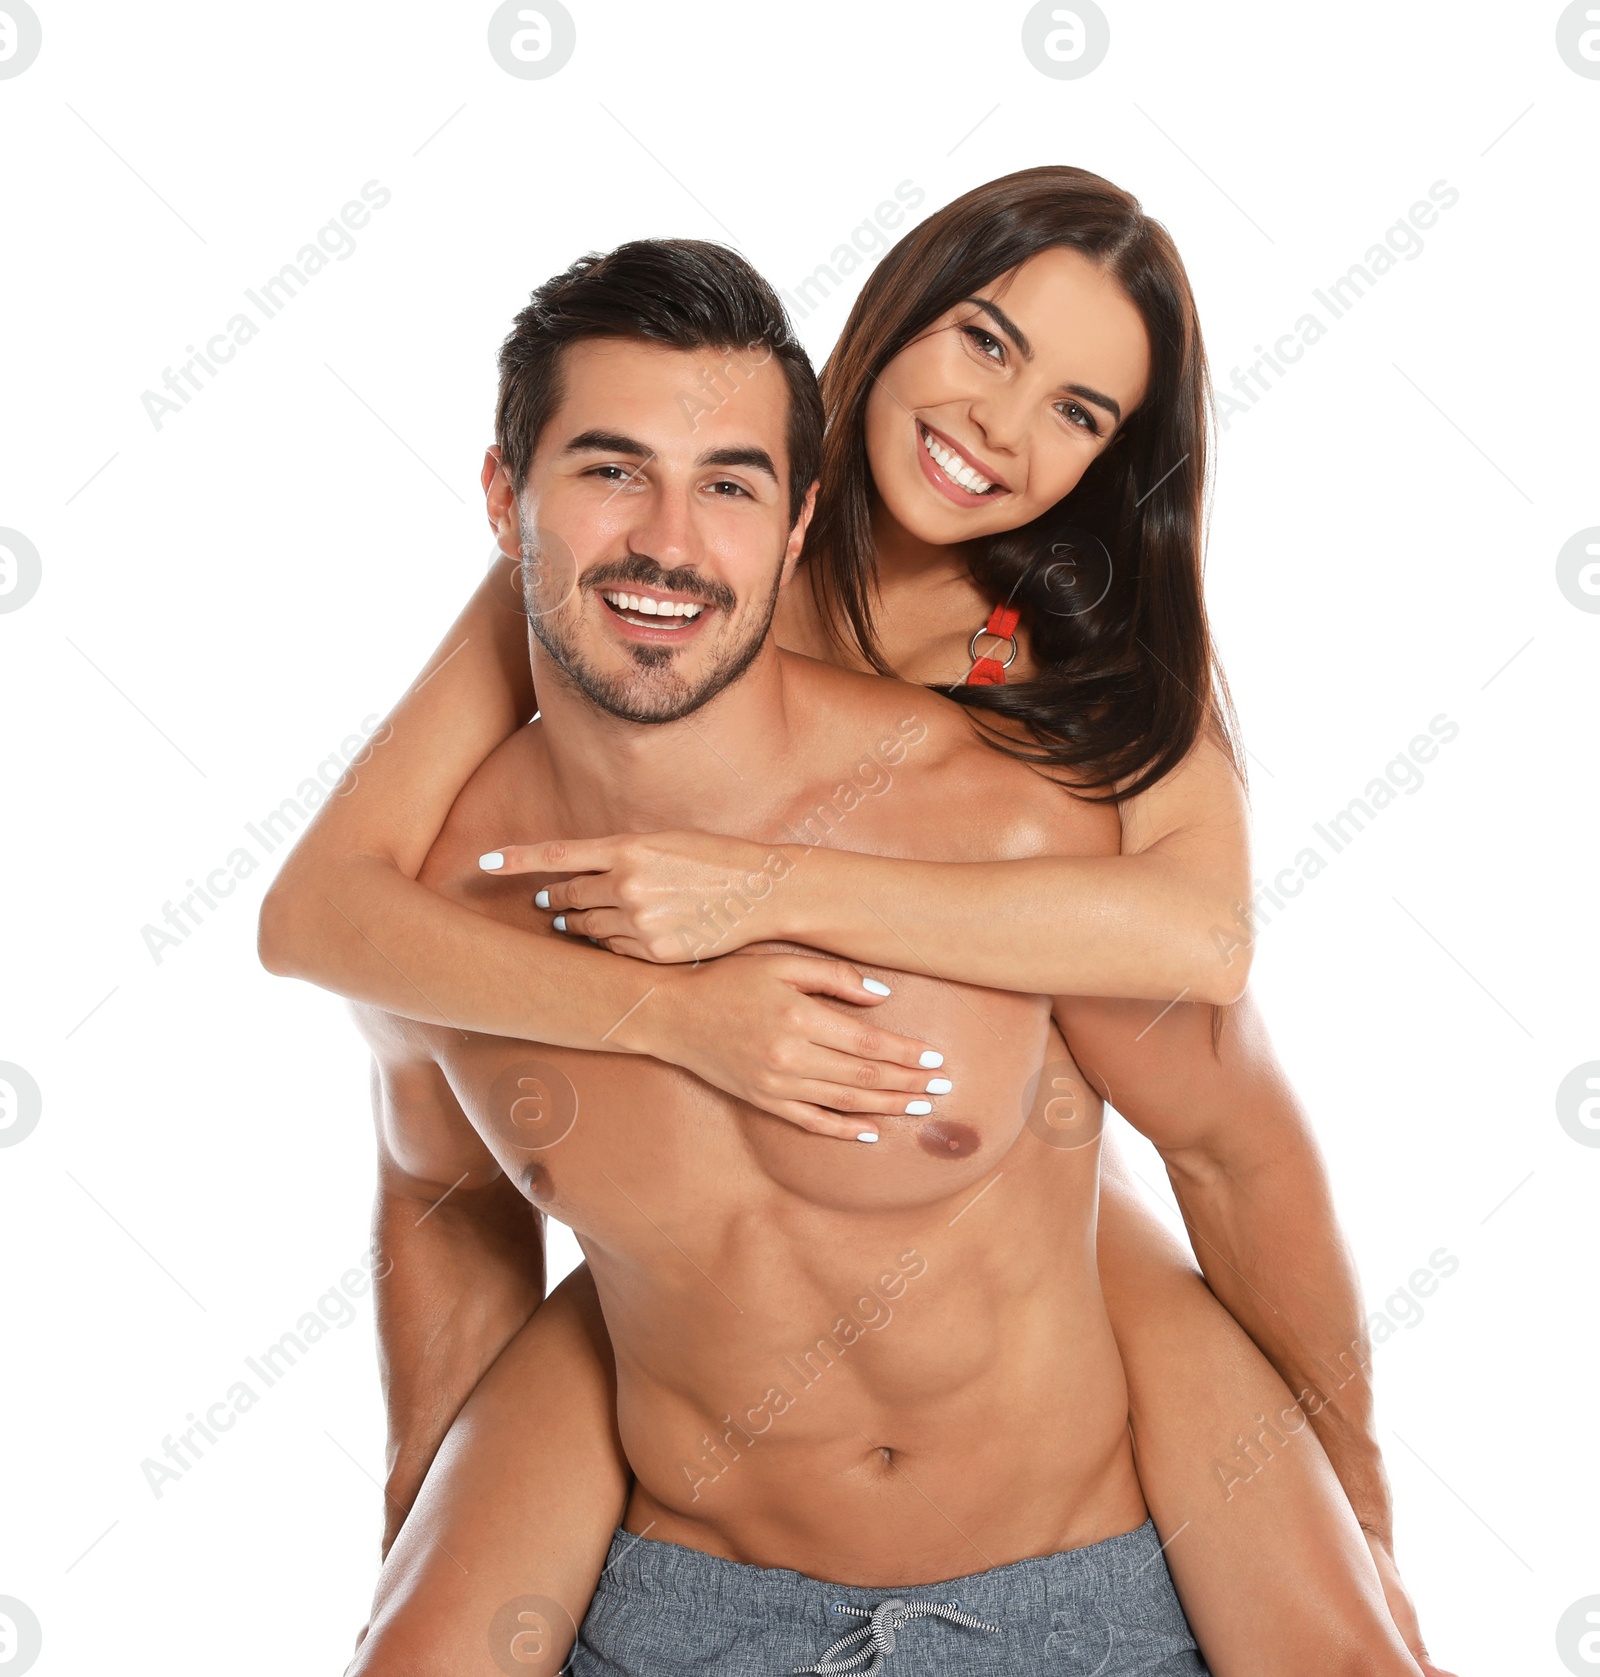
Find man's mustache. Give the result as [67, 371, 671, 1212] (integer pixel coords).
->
[581, 555, 737, 613]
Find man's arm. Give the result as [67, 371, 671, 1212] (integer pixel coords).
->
[363, 1022, 546, 1555]
[1054, 991, 1390, 1542]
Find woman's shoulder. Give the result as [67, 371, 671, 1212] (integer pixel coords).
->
[1115, 722, 1248, 856]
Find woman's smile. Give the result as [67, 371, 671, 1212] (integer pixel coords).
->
[915, 419, 1012, 506]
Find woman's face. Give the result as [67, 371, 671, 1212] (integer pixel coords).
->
[863, 246, 1152, 548]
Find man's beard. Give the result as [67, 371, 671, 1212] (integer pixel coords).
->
[522, 535, 782, 725]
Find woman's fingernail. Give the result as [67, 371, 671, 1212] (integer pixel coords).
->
[861, 978, 892, 997]
[857, 1132, 879, 1143]
[553, 914, 568, 932]
[905, 1100, 933, 1116]
[479, 852, 504, 871]
[534, 888, 551, 908]
[918, 1051, 944, 1069]
[925, 1078, 953, 1095]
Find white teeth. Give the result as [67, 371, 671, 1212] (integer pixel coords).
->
[602, 590, 705, 622]
[921, 427, 993, 494]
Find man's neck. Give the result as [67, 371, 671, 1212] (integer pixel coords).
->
[529, 633, 803, 836]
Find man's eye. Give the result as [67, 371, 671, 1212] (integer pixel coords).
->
[961, 325, 1004, 362]
[706, 479, 749, 497]
[589, 464, 637, 482]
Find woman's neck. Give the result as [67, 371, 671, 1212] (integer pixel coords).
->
[869, 492, 974, 594]
[868, 495, 999, 683]
[779, 494, 1008, 686]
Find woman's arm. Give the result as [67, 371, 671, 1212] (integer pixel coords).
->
[258, 548, 947, 1140]
[1070, 998, 1449, 1675]
[501, 731, 1255, 1004]
[1096, 1137, 1426, 1677]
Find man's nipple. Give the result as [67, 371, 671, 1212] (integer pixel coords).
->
[916, 1121, 980, 1159]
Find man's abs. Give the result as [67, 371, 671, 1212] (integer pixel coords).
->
[379, 949, 1145, 1584]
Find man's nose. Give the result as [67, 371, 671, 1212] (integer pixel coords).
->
[627, 477, 698, 567]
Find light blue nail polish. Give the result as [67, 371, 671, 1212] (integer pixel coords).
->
[918, 1051, 944, 1069]
[535, 888, 550, 909]
[861, 978, 891, 996]
[925, 1078, 953, 1095]
[553, 914, 567, 932]
[905, 1100, 933, 1116]
[479, 852, 504, 871]
[857, 1132, 879, 1143]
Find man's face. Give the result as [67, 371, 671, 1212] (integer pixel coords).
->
[497, 338, 812, 725]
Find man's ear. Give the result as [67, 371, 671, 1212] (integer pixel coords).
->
[778, 481, 819, 587]
[482, 445, 523, 561]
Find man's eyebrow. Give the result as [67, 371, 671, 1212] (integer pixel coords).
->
[962, 298, 1123, 426]
[562, 429, 650, 456]
[696, 445, 777, 481]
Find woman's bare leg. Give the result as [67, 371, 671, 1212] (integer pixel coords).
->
[1098, 1133, 1420, 1676]
[349, 1265, 628, 1677]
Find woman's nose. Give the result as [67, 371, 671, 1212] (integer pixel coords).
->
[966, 395, 1028, 458]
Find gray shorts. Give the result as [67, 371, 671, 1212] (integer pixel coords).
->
[569, 1519, 1208, 1676]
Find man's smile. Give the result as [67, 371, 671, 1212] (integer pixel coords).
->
[598, 583, 716, 640]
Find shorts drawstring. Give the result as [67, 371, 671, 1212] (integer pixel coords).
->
[791, 1595, 1003, 1675]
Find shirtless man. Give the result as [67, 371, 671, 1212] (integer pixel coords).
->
[333, 242, 1418, 1675]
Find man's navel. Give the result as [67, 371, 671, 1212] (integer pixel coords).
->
[916, 1121, 981, 1159]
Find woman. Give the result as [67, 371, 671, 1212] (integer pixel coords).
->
[261, 169, 1442, 1674]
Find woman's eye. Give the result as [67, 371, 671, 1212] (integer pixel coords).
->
[1058, 402, 1101, 437]
[961, 325, 1005, 362]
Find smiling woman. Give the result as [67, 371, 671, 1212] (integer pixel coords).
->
[807, 170, 1219, 799]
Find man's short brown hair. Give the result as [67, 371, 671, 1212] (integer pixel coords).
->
[495, 239, 822, 523]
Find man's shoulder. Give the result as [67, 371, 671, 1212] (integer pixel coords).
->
[781, 652, 981, 762]
[782, 655, 1120, 863]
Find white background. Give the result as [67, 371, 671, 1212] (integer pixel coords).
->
[2, 3, 1596, 1672]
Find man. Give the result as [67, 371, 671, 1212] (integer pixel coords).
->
[320, 241, 1422, 1675]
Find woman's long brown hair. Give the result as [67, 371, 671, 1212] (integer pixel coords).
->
[806, 165, 1239, 799]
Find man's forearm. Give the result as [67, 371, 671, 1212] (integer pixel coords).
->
[1163, 1142, 1393, 1540]
[373, 1178, 545, 1552]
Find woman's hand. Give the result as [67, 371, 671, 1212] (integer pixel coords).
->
[642, 952, 950, 1143]
[480, 831, 801, 962]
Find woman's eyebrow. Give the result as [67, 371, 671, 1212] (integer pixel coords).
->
[1065, 383, 1122, 425]
[963, 297, 1032, 357]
